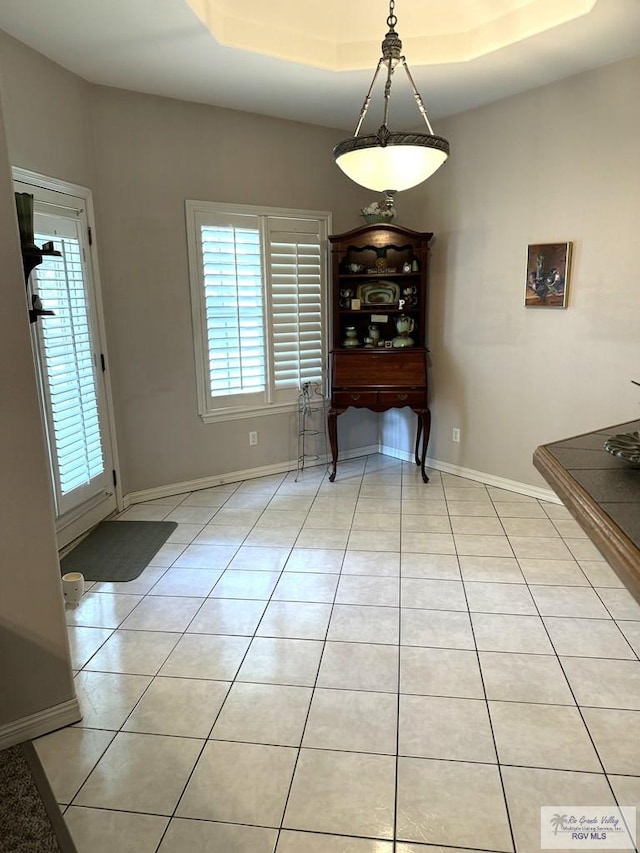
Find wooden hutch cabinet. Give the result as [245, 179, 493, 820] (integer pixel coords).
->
[327, 223, 433, 482]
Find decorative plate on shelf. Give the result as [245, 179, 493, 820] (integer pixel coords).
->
[603, 431, 640, 466]
[356, 280, 400, 305]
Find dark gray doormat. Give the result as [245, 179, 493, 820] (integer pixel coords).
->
[60, 520, 178, 583]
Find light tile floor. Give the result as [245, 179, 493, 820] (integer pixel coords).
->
[35, 454, 640, 853]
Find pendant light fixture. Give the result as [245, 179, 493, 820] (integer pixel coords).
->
[333, 0, 449, 200]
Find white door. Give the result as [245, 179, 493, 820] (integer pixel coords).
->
[15, 175, 119, 547]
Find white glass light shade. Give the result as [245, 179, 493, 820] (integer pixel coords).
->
[334, 132, 450, 193]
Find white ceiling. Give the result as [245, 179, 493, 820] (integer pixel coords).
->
[0, 0, 639, 132]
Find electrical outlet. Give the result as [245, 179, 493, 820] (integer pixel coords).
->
[249, 431, 258, 446]
[452, 427, 460, 443]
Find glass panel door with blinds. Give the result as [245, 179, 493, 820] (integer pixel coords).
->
[19, 183, 116, 541]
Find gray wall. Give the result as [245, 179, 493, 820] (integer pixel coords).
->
[89, 86, 381, 493]
[383, 55, 640, 487]
[0, 30, 96, 186]
[0, 82, 75, 735]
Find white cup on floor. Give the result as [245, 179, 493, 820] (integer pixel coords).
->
[62, 572, 85, 606]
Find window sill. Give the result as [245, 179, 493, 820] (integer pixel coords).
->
[199, 400, 327, 424]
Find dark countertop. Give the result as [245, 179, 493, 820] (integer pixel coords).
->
[534, 420, 640, 601]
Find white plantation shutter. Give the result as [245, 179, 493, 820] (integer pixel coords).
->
[33, 226, 105, 509]
[201, 221, 265, 397]
[267, 218, 324, 395]
[187, 202, 329, 420]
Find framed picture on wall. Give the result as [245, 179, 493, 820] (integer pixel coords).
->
[525, 242, 572, 307]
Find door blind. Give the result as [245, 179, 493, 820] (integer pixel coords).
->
[33, 231, 104, 495]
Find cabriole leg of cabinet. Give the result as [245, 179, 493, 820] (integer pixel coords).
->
[417, 409, 431, 483]
[327, 408, 341, 482]
[414, 416, 423, 466]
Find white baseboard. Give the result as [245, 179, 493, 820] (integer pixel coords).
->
[378, 444, 415, 464]
[0, 697, 82, 750]
[338, 444, 381, 463]
[125, 444, 381, 505]
[126, 460, 302, 505]
[428, 458, 561, 503]
[380, 444, 561, 503]
[126, 444, 560, 506]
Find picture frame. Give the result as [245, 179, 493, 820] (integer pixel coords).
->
[525, 242, 572, 308]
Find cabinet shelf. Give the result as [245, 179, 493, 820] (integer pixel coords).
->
[338, 307, 419, 314]
[334, 346, 428, 352]
[338, 272, 421, 279]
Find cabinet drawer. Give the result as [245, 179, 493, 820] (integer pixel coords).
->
[379, 390, 426, 407]
[332, 390, 379, 407]
[332, 350, 426, 387]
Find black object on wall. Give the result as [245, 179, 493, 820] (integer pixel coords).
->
[14, 191, 59, 323]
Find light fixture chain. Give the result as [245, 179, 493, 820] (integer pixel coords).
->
[400, 59, 435, 134]
[353, 59, 385, 137]
[382, 58, 395, 129]
[387, 0, 397, 30]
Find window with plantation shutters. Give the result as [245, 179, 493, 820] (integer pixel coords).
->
[186, 202, 330, 422]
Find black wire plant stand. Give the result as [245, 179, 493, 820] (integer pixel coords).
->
[296, 382, 329, 481]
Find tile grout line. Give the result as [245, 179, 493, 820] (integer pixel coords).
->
[151, 471, 298, 852]
[393, 463, 406, 848]
[457, 499, 519, 853]
[272, 462, 358, 849]
[162, 469, 328, 849]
